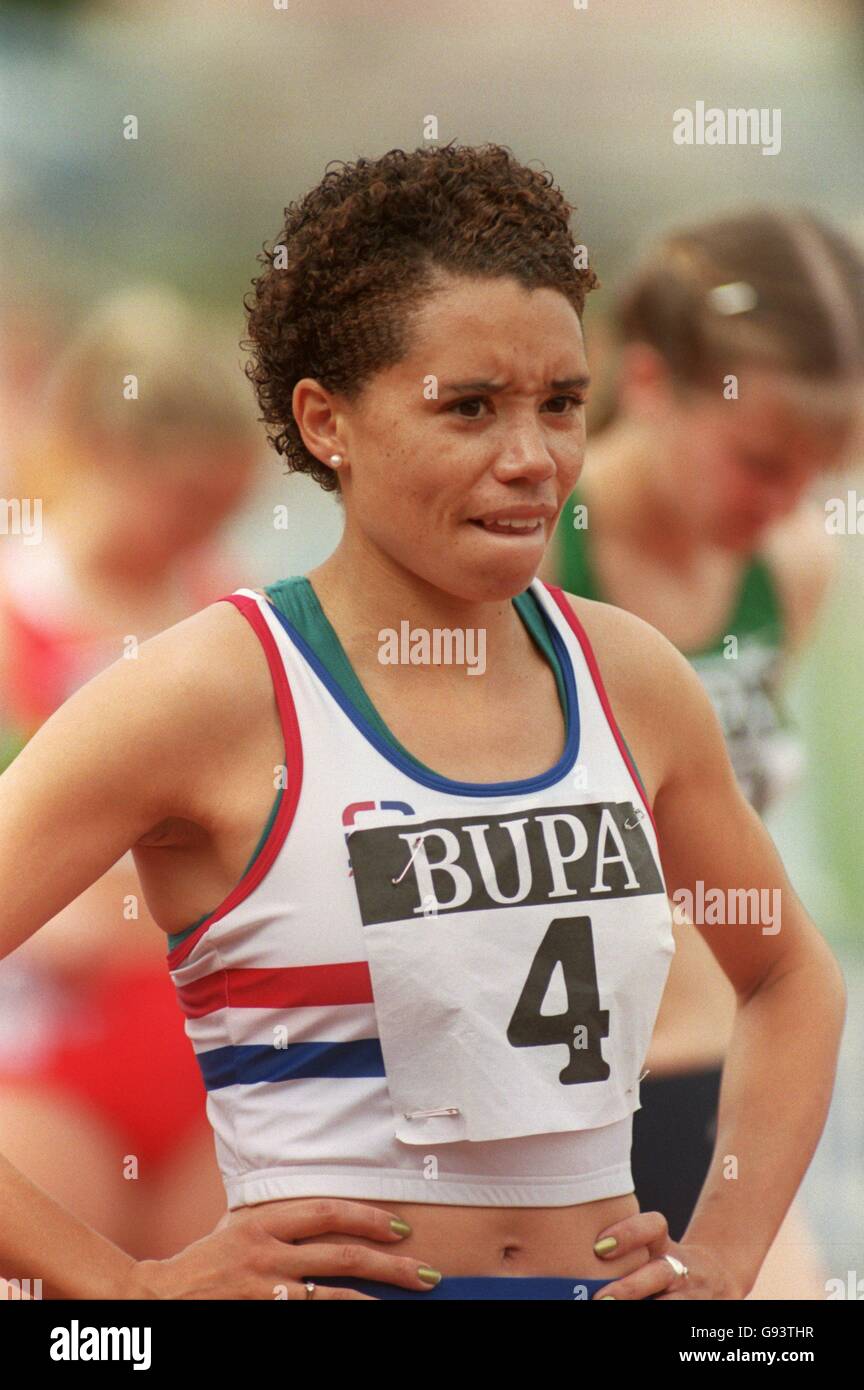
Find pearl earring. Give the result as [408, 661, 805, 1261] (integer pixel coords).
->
[329, 453, 343, 467]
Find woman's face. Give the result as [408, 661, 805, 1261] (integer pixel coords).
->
[326, 274, 590, 602]
[76, 433, 259, 571]
[660, 369, 860, 550]
[125, 437, 258, 557]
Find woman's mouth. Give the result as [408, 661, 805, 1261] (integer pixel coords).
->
[469, 518, 545, 537]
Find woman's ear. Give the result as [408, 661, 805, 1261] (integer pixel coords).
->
[616, 342, 678, 422]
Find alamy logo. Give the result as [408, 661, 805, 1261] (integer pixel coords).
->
[0, 496, 42, 544]
[673, 101, 781, 156]
[377, 622, 486, 675]
[49, 1320, 151, 1370]
[825, 1271, 864, 1299]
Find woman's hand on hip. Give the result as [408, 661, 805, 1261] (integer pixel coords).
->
[123, 1199, 440, 1300]
[591, 1209, 741, 1299]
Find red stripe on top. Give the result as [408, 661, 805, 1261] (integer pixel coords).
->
[542, 582, 659, 839]
[176, 962, 374, 1019]
[0, 593, 93, 730]
[167, 593, 304, 970]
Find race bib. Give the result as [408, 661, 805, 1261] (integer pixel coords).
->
[348, 799, 675, 1145]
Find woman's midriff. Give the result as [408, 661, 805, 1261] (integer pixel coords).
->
[254, 1190, 654, 1278]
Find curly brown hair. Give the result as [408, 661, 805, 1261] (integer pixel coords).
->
[242, 142, 598, 493]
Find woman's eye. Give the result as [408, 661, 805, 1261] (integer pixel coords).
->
[446, 394, 585, 418]
[449, 397, 488, 418]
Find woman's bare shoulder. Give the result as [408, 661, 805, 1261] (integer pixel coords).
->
[22, 596, 280, 811]
[556, 590, 710, 801]
[557, 588, 682, 676]
[130, 596, 278, 735]
[761, 505, 837, 654]
[0, 596, 283, 952]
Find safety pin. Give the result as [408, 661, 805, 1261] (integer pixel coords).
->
[627, 1069, 651, 1094]
[404, 1106, 461, 1120]
[392, 836, 424, 885]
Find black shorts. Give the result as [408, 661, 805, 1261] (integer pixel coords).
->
[631, 1064, 723, 1242]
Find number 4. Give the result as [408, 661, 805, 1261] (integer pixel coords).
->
[506, 916, 610, 1084]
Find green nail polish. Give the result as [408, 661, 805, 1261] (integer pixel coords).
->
[390, 1218, 412, 1237]
[417, 1266, 442, 1286]
[594, 1237, 618, 1255]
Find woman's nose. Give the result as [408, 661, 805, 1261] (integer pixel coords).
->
[491, 430, 568, 483]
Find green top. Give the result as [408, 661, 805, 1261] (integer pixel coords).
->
[556, 483, 784, 655]
[167, 579, 569, 949]
[554, 482, 797, 818]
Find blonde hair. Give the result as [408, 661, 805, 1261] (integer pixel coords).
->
[11, 286, 260, 506]
[37, 284, 258, 455]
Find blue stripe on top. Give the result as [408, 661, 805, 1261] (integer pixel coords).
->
[197, 1040, 386, 1090]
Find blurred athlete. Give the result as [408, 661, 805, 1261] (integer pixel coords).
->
[541, 208, 864, 1298]
[0, 286, 260, 1260]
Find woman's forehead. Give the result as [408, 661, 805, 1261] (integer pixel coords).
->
[717, 383, 860, 464]
[414, 273, 583, 323]
[402, 279, 587, 368]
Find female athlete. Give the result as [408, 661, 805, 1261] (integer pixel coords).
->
[0, 144, 846, 1300]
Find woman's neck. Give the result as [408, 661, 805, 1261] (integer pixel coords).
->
[307, 542, 538, 692]
[584, 417, 709, 572]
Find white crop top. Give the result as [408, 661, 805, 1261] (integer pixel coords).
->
[167, 578, 675, 1208]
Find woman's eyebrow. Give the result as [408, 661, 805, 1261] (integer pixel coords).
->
[441, 375, 591, 394]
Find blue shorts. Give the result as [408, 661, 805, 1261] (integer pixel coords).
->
[309, 1276, 643, 1300]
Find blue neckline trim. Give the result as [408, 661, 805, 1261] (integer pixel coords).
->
[264, 591, 581, 798]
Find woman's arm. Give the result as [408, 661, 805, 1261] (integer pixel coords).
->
[764, 503, 838, 665]
[0, 1152, 138, 1298]
[11, 855, 173, 975]
[0, 1149, 434, 1300]
[0, 606, 236, 1292]
[580, 605, 846, 1299]
[655, 663, 844, 1297]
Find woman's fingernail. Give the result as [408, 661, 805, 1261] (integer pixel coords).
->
[599, 1295, 616, 1300]
[594, 1237, 618, 1255]
[417, 1266, 442, 1286]
[390, 1218, 412, 1237]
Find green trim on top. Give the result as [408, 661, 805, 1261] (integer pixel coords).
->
[515, 590, 568, 719]
[556, 482, 785, 657]
[617, 730, 651, 809]
[723, 555, 783, 652]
